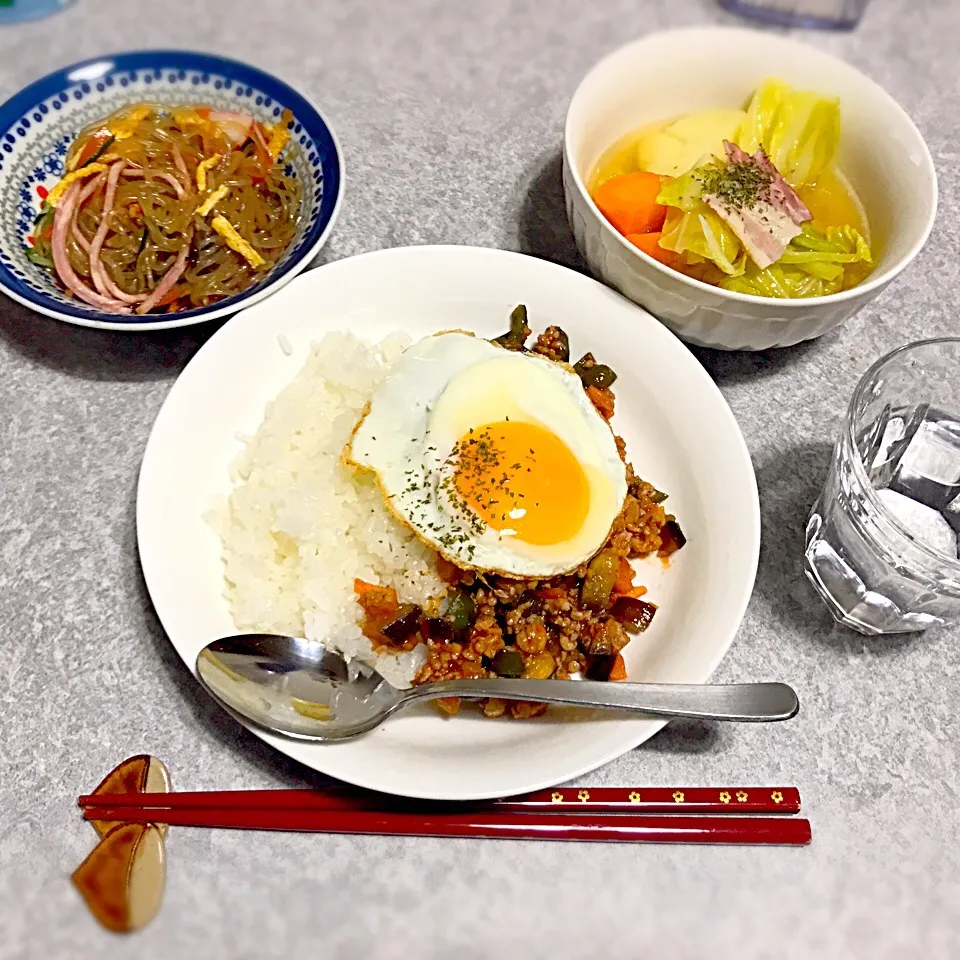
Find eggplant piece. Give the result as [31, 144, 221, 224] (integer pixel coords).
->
[381, 603, 422, 641]
[658, 519, 687, 556]
[492, 304, 531, 351]
[422, 617, 455, 642]
[492, 649, 524, 678]
[584, 632, 615, 657]
[585, 654, 617, 681]
[610, 596, 657, 632]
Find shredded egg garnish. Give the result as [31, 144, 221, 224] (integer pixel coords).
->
[266, 125, 290, 160]
[211, 215, 265, 268]
[45, 163, 109, 207]
[196, 184, 229, 218]
[108, 106, 153, 141]
[195, 153, 221, 192]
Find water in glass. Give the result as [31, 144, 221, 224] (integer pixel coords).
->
[805, 339, 960, 634]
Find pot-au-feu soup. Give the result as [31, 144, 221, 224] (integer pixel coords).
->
[589, 78, 873, 299]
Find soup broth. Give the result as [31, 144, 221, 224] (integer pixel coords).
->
[590, 120, 873, 292]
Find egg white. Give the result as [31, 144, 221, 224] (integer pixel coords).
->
[347, 332, 628, 577]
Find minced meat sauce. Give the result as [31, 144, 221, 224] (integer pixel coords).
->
[355, 317, 685, 718]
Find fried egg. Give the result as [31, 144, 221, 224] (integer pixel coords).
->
[347, 332, 628, 578]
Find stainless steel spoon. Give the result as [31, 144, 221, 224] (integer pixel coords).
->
[195, 633, 799, 741]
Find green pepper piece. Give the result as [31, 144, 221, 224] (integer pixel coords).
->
[573, 354, 618, 389]
[492, 649, 524, 678]
[444, 588, 476, 631]
[580, 550, 619, 610]
[492, 304, 530, 350]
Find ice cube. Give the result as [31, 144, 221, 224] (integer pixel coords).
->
[871, 416, 905, 470]
[889, 417, 960, 510]
[943, 493, 960, 536]
[876, 488, 958, 559]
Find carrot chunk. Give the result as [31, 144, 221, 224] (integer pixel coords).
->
[608, 653, 628, 682]
[625, 231, 684, 269]
[613, 556, 635, 596]
[593, 172, 667, 235]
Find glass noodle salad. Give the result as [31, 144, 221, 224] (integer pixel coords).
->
[589, 79, 873, 298]
[26, 102, 301, 315]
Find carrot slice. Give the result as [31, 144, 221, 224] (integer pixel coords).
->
[75, 130, 111, 169]
[251, 122, 272, 169]
[626, 585, 648, 599]
[613, 557, 635, 596]
[593, 172, 667, 236]
[538, 587, 567, 600]
[625, 231, 684, 269]
[608, 653, 628, 682]
[154, 283, 188, 308]
[353, 579, 399, 618]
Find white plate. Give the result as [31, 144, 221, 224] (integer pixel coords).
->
[136, 245, 760, 800]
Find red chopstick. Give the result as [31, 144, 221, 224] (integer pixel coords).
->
[81, 804, 810, 845]
[79, 785, 800, 815]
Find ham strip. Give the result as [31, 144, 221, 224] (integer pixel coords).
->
[51, 182, 131, 313]
[135, 242, 190, 315]
[171, 144, 188, 179]
[208, 111, 253, 145]
[123, 167, 186, 199]
[69, 170, 106, 254]
[705, 141, 814, 269]
[88, 162, 145, 305]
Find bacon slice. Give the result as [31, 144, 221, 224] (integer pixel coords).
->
[705, 141, 813, 270]
[724, 141, 812, 225]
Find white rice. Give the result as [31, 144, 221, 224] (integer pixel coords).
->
[211, 330, 444, 688]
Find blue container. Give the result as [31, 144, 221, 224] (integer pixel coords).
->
[719, 0, 869, 30]
[0, 0, 72, 25]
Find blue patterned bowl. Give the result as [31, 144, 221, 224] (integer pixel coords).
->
[0, 50, 343, 331]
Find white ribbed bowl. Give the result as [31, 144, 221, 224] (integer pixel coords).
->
[563, 27, 938, 351]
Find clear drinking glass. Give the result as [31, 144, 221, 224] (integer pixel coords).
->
[719, 0, 869, 30]
[804, 339, 960, 635]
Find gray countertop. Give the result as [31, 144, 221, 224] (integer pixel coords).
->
[1, 0, 958, 957]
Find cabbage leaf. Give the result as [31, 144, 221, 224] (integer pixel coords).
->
[659, 205, 745, 277]
[719, 224, 872, 298]
[656, 161, 746, 276]
[738, 79, 840, 189]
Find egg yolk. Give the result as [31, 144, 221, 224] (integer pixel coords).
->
[451, 420, 589, 546]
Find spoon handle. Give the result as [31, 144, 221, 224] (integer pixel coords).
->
[402, 680, 798, 722]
